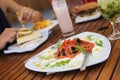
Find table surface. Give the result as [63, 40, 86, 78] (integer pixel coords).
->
[0, 17, 120, 80]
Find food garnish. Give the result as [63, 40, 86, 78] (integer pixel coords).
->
[33, 20, 52, 30]
[54, 38, 94, 59]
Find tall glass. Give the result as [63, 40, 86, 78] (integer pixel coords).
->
[51, 0, 74, 38]
[98, 0, 120, 40]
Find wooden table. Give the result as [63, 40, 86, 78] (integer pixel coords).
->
[0, 17, 120, 80]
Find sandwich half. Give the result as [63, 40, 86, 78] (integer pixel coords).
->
[17, 28, 42, 45]
[77, 2, 98, 17]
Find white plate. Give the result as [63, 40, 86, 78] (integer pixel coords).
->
[4, 20, 58, 54]
[4, 30, 49, 54]
[75, 12, 101, 23]
[25, 32, 111, 73]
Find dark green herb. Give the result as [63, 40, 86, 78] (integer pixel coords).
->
[95, 40, 103, 47]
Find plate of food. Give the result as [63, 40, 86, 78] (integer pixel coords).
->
[4, 28, 49, 54]
[25, 32, 111, 73]
[75, 2, 101, 23]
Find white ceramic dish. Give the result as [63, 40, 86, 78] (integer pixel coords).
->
[4, 20, 58, 54]
[4, 30, 49, 54]
[25, 32, 111, 73]
[75, 12, 101, 23]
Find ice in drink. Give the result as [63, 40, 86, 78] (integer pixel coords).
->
[51, 0, 74, 37]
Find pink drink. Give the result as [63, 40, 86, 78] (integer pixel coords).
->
[52, 0, 74, 37]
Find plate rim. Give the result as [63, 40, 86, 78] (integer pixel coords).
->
[75, 12, 101, 23]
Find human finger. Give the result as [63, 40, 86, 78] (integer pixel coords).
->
[18, 7, 27, 22]
[8, 32, 17, 43]
[11, 28, 21, 32]
[26, 9, 34, 21]
[30, 11, 44, 22]
[23, 7, 32, 21]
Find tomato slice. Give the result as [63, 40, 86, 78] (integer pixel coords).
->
[54, 38, 94, 59]
[67, 45, 81, 58]
[55, 46, 68, 59]
[80, 40, 94, 52]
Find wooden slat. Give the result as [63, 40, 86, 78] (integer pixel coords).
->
[41, 73, 55, 80]
[62, 70, 77, 80]
[0, 54, 25, 75]
[51, 72, 65, 80]
[73, 70, 88, 80]
[98, 40, 120, 80]
[0, 55, 12, 67]
[1, 53, 31, 79]
[9, 67, 27, 80]
[112, 55, 120, 80]
[24, 71, 37, 80]
[85, 63, 104, 80]
[75, 20, 93, 34]
[16, 69, 31, 80]
[3, 61, 32, 80]
[32, 73, 45, 80]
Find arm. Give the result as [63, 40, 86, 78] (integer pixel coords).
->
[0, 0, 22, 14]
[0, 0, 44, 23]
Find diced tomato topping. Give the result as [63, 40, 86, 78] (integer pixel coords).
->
[54, 38, 94, 59]
[80, 40, 94, 52]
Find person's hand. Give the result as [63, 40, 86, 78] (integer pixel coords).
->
[17, 7, 44, 23]
[0, 28, 20, 50]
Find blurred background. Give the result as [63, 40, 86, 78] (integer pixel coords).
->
[3, 0, 54, 27]
[2, 0, 82, 27]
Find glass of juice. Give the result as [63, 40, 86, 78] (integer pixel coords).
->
[51, 0, 74, 38]
[98, 0, 120, 40]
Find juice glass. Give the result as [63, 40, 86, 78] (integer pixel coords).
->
[51, 0, 74, 38]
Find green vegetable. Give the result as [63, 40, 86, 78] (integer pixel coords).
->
[57, 43, 62, 49]
[95, 40, 103, 47]
[38, 54, 54, 60]
[56, 40, 62, 49]
[87, 35, 93, 41]
[49, 59, 70, 68]
[77, 46, 86, 54]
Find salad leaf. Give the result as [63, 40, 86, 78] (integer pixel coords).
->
[48, 59, 71, 68]
[56, 40, 62, 49]
[77, 46, 86, 54]
[87, 35, 93, 41]
[95, 40, 103, 47]
[38, 54, 54, 60]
